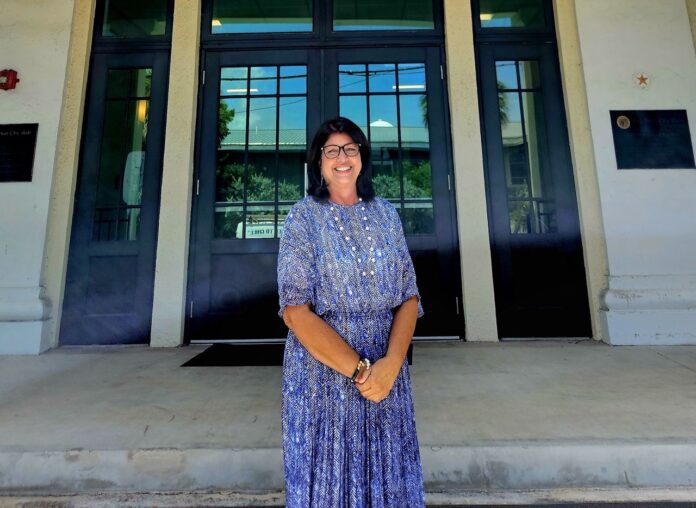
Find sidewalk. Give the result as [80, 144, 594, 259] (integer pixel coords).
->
[1, 341, 696, 505]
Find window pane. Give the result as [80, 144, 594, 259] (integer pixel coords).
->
[102, 0, 168, 37]
[93, 69, 150, 242]
[495, 61, 518, 90]
[250, 67, 277, 95]
[499, 89, 557, 235]
[280, 66, 307, 95]
[215, 65, 307, 239]
[519, 61, 541, 90]
[339, 65, 367, 94]
[334, 0, 434, 31]
[368, 64, 396, 93]
[339, 95, 367, 132]
[397, 64, 426, 91]
[220, 68, 249, 96]
[479, 0, 546, 29]
[212, 0, 312, 34]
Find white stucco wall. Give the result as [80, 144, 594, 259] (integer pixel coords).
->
[576, 0, 696, 344]
[0, 0, 75, 353]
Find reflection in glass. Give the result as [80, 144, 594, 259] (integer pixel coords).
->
[339, 65, 367, 93]
[397, 64, 426, 91]
[212, 0, 312, 33]
[245, 205, 276, 238]
[479, 0, 546, 29]
[220, 67, 249, 96]
[338, 61, 434, 233]
[519, 61, 541, 89]
[339, 96, 368, 132]
[498, 85, 556, 234]
[368, 64, 396, 93]
[102, 0, 168, 37]
[250, 67, 277, 95]
[214, 204, 243, 239]
[247, 98, 277, 150]
[495, 61, 518, 90]
[93, 68, 151, 241]
[280, 66, 307, 94]
[334, 0, 434, 31]
[215, 65, 307, 239]
[400, 202, 434, 234]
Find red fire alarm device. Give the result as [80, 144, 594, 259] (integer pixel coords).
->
[0, 70, 20, 91]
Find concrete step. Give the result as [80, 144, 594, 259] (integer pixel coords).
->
[2, 440, 696, 497]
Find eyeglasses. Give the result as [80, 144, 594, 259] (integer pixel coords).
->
[321, 142, 361, 159]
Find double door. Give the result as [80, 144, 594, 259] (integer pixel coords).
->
[187, 47, 462, 341]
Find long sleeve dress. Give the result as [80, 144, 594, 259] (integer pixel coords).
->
[277, 195, 425, 508]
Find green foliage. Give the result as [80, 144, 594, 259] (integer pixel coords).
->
[372, 161, 432, 199]
[218, 101, 235, 148]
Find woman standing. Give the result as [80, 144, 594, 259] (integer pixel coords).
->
[277, 117, 425, 507]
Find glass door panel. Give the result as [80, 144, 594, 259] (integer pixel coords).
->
[215, 64, 308, 240]
[61, 52, 169, 345]
[188, 50, 317, 340]
[330, 47, 461, 337]
[338, 62, 433, 234]
[479, 44, 590, 337]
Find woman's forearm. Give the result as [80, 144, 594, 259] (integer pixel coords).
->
[384, 296, 419, 368]
[283, 304, 360, 378]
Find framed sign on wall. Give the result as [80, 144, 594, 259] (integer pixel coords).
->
[0, 123, 39, 182]
[610, 110, 696, 170]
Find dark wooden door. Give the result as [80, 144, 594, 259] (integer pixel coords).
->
[479, 43, 591, 338]
[187, 46, 462, 342]
[61, 52, 169, 345]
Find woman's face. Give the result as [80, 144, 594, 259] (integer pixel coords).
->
[320, 132, 362, 195]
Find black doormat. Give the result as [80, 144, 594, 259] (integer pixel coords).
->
[181, 343, 286, 367]
[182, 343, 413, 367]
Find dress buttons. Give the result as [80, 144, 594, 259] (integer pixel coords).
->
[345, 236, 350, 241]
[370, 270, 375, 275]
[339, 226, 344, 231]
[334, 217, 339, 221]
[367, 236, 372, 241]
[363, 217, 367, 221]
[362, 271, 366, 276]
[365, 226, 370, 230]
[352, 246, 356, 251]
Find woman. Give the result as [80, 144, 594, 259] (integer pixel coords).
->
[277, 116, 425, 507]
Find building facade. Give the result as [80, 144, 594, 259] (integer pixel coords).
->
[1, 0, 695, 355]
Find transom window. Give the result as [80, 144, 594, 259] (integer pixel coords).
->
[478, 0, 547, 30]
[101, 0, 170, 37]
[207, 0, 437, 34]
[211, 0, 312, 34]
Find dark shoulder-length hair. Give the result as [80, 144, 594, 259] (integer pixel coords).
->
[306, 116, 375, 201]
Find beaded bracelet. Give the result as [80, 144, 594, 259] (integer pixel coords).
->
[350, 358, 371, 384]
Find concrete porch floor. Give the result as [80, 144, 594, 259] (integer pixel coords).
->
[2, 341, 696, 506]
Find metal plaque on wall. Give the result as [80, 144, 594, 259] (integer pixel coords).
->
[0, 123, 39, 182]
[610, 110, 695, 170]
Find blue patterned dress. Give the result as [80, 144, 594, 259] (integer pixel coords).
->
[277, 195, 425, 508]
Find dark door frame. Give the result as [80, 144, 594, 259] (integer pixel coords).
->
[61, 51, 170, 344]
[476, 41, 591, 338]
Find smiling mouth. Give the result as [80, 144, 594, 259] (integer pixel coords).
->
[334, 166, 352, 173]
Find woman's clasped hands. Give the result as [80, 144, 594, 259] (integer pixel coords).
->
[354, 356, 401, 403]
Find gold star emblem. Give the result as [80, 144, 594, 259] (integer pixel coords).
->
[636, 73, 649, 88]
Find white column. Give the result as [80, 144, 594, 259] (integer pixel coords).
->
[149, 0, 202, 347]
[443, 0, 499, 341]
